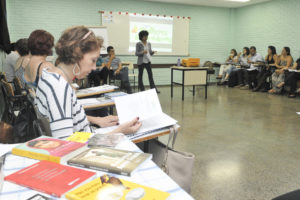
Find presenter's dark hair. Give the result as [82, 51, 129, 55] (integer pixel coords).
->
[139, 30, 149, 41]
[107, 46, 114, 53]
[250, 46, 256, 51]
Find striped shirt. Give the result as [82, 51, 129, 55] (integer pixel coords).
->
[35, 69, 91, 138]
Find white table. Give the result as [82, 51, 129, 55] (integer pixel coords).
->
[0, 139, 194, 200]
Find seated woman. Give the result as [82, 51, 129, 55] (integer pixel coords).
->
[14, 38, 30, 88]
[217, 49, 238, 84]
[253, 46, 278, 92]
[268, 47, 293, 94]
[35, 26, 141, 138]
[276, 58, 300, 98]
[23, 30, 56, 87]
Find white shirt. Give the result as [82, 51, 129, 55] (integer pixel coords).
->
[142, 42, 151, 63]
[35, 69, 91, 138]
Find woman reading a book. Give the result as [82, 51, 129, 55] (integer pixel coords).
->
[35, 26, 142, 138]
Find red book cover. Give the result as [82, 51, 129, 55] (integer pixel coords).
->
[5, 160, 96, 197]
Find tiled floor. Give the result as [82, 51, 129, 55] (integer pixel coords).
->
[157, 85, 300, 200]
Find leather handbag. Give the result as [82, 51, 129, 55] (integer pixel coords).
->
[148, 125, 195, 193]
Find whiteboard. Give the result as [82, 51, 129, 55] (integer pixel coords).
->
[101, 13, 189, 56]
[88, 26, 108, 54]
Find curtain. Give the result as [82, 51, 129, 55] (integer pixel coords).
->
[0, 0, 11, 54]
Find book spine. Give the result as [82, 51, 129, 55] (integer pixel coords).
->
[67, 161, 129, 176]
[12, 148, 61, 163]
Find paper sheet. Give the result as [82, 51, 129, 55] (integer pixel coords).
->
[114, 89, 163, 123]
[0, 144, 20, 157]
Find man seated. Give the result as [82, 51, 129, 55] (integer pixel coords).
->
[103, 46, 132, 94]
[239, 46, 264, 90]
[88, 55, 109, 86]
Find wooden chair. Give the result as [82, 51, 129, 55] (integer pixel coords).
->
[123, 62, 138, 91]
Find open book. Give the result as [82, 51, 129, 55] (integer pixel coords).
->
[95, 89, 177, 139]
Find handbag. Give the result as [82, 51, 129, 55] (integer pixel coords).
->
[148, 125, 195, 193]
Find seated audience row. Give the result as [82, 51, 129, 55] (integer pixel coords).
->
[218, 46, 300, 98]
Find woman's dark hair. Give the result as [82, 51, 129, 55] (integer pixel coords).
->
[268, 46, 276, 55]
[231, 49, 237, 57]
[283, 47, 291, 56]
[107, 46, 114, 53]
[250, 46, 256, 51]
[55, 26, 101, 65]
[243, 47, 250, 56]
[15, 38, 29, 56]
[28, 30, 54, 56]
[139, 30, 149, 41]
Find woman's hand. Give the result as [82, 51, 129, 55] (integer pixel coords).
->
[93, 115, 119, 128]
[111, 117, 142, 135]
[143, 50, 148, 54]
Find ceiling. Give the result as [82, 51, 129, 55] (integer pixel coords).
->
[138, 0, 273, 8]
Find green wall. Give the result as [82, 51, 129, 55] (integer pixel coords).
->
[5, 0, 300, 84]
[6, 0, 232, 64]
[233, 0, 300, 59]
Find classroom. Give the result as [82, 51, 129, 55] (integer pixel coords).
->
[0, 0, 300, 199]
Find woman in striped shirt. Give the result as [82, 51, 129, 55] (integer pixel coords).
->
[35, 26, 141, 138]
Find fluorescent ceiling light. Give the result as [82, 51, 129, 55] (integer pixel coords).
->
[226, 0, 250, 2]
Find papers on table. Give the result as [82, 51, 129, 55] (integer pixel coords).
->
[288, 69, 300, 73]
[77, 97, 113, 107]
[94, 89, 177, 140]
[116, 89, 177, 134]
[76, 85, 118, 96]
[0, 144, 20, 157]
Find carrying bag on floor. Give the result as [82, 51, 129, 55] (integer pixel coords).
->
[148, 125, 195, 193]
[228, 71, 238, 87]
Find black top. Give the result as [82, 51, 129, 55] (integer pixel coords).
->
[266, 55, 275, 65]
[296, 58, 300, 70]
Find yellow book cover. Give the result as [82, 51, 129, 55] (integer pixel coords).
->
[65, 175, 170, 200]
[66, 132, 93, 143]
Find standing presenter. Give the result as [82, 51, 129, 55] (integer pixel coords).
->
[135, 30, 160, 93]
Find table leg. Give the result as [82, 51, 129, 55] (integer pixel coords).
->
[182, 71, 185, 101]
[144, 140, 149, 153]
[205, 84, 208, 99]
[171, 68, 173, 98]
[193, 85, 195, 96]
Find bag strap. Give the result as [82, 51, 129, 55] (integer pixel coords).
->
[161, 125, 178, 173]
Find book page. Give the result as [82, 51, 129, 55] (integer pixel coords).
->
[114, 89, 163, 124]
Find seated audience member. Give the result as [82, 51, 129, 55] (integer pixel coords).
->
[285, 58, 300, 98]
[235, 47, 250, 87]
[276, 58, 300, 98]
[103, 46, 132, 94]
[219, 49, 239, 84]
[253, 46, 278, 92]
[240, 46, 264, 90]
[3, 43, 19, 82]
[217, 49, 238, 83]
[35, 26, 141, 138]
[14, 38, 30, 88]
[88, 37, 109, 86]
[23, 30, 55, 87]
[268, 47, 293, 94]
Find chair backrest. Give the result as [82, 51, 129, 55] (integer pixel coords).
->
[122, 62, 134, 72]
[0, 72, 8, 82]
[1, 80, 14, 96]
[13, 77, 24, 95]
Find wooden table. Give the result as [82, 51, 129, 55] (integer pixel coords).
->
[76, 89, 115, 98]
[171, 66, 208, 100]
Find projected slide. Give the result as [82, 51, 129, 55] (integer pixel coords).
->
[129, 15, 173, 53]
